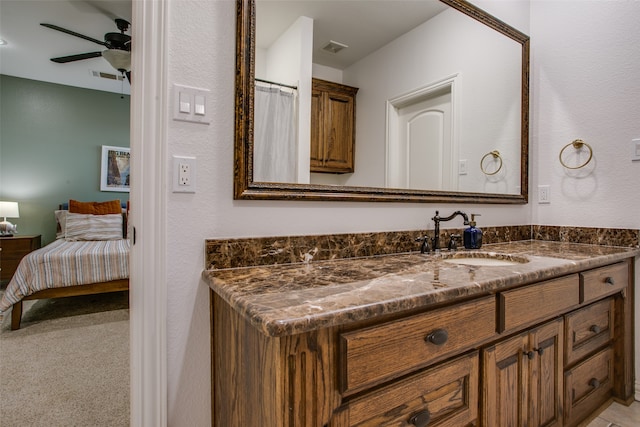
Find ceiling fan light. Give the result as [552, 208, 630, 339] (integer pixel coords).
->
[102, 49, 131, 72]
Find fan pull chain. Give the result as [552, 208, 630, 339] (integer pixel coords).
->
[121, 73, 125, 99]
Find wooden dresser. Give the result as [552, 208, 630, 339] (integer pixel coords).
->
[0, 235, 41, 283]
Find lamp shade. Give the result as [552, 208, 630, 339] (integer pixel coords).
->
[0, 201, 19, 218]
[102, 49, 131, 72]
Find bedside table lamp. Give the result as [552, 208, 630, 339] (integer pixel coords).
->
[0, 201, 19, 236]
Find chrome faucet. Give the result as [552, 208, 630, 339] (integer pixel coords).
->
[431, 210, 469, 252]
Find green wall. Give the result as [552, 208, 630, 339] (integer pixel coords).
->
[0, 75, 130, 245]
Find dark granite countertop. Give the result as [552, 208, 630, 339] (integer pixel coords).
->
[204, 240, 639, 337]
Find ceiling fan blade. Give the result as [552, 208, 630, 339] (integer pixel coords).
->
[125, 71, 132, 84]
[40, 23, 108, 47]
[50, 52, 103, 64]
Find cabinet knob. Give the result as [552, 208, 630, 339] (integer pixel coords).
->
[534, 347, 544, 356]
[589, 378, 600, 388]
[425, 329, 448, 346]
[604, 276, 615, 286]
[589, 324, 601, 334]
[409, 409, 431, 427]
[525, 350, 535, 360]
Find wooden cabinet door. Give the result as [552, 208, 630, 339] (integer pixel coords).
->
[482, 331, 529, 426]
[310, 79, 358, 173]
[482, 318, 563, 427]
[528, 318, 564, 427]
[322, 91, 354, 172]
[310, 88, 324, 169]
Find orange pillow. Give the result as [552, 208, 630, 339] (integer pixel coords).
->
[69, 199, 122, 215]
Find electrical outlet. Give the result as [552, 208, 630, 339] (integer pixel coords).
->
[173, 156, 196, 193]
[538, 185, 550, 204]
[179, 163, 191, 186]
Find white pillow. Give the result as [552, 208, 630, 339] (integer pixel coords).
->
[54, 210, 68, 239]
[65, 213, 123, 241]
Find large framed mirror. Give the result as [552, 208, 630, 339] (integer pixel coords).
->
[235, 0, 529, 203]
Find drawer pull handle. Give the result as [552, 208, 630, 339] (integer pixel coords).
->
[589, 325, 601, 334]
[425, 329, 448, 346]
[409, 409, 431, 427]
[604, 276, 615, 286]
[589, 378, 600, 388]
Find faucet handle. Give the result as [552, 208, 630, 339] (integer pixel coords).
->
[448, 234, 461, 251]
[416, 236, 432, 254]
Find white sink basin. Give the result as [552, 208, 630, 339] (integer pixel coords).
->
[441, 252, 529, 267]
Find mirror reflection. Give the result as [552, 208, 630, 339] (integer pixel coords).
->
[236, 0, 529, 203]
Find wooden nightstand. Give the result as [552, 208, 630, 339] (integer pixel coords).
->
[0, 235, 41, 284]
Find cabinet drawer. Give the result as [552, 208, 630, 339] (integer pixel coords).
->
[564, 347, 614, 427]
[0, 238, 34, 253]
[498, 274, 579, 333]
[342, 351, 479, 427]
[580, 262, 628, 304]
[564, 298, 614, 367]
[340, 296, 495, 394]
[0, 236, 41, 282]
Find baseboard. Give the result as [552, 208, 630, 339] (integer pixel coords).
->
[636, 380, 640, 401]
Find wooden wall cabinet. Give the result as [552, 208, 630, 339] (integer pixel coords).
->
[212, 259, 634, 427]
[310, 78, 358, 174]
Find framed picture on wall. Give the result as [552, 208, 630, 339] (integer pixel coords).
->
[100, 145, 130, 192]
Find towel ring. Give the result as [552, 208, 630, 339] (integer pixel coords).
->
[480, 150, 503, 176]
[559, 139, 593, 169]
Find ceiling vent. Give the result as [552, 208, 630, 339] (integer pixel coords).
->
[90, 70, 124, 81]
[322, 40, 348, 54]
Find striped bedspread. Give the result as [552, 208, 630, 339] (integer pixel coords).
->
[0, 239, 130, 313]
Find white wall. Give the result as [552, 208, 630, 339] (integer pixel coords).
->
[343, 7, 521, 193]
[528, 0, 640, 403]
[312, 63, 343, 83]
[162, 0, 640, 423]
[530, 0, 640, 230]
[165, 1, 232, 425]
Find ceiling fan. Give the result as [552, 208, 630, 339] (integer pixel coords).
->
[40, 18, 131, 83]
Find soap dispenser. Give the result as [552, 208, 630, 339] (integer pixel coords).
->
[463, 214, 483, 249]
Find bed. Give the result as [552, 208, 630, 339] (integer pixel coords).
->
[0, 200, 130, 330]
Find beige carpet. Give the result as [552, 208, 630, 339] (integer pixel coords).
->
[0, 291, 130, 426]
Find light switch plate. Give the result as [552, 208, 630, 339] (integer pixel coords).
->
[172, 84, 210, 124]
[538, 185, 550, 204]
[459, 159, 468, 175]
[632, 138, 640, 161]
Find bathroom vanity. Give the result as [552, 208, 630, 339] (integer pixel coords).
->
[206, 240, 637, 427]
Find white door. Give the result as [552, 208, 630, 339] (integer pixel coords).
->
[397, 90, 452, 190]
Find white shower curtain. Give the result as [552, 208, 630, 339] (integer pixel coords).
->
[254, 84, 298, 183]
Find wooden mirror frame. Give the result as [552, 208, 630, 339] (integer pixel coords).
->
[234, 0, 530, 203]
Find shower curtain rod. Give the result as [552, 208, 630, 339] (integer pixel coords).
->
[255, 78, 297, 90]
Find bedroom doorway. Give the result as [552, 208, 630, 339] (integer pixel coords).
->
[0, 0, 168, 423]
